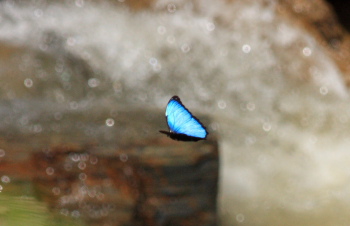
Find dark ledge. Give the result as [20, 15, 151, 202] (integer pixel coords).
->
[0, 108, 219, 226]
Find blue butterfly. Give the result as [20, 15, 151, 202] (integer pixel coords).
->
[159, 96, 208, 141]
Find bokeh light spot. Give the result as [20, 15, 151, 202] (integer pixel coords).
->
[167, 3, 176, 13]
[218, 100, 227, 109]
[71, 210, 80, 218]
[242, 44, 251, 53]
[181, 43, 191, 53]
[1, 175, 10, 183]
[0, 149, 5, 158]
[302, 47, 312, 56]
[78, 161, 86, 170]
[236, 213, 245, 222]
[75, 0, 84, 8]
[24, 78, 33, 88]
[119, 153, 128, 162]
[90, 156, 98, 165]
[206, 22, 215, 32]
[157, 26, 166, 35]
[52, 187, 61, 195]
[320, 86, 328, 95]
[88, 78, 100, 88]
[262, 122, 272, 132]
[106, 118, 115, 127]
[79, 173, 87, 181]
[246, 102, 255, 111]
[46, 167, 55, 176]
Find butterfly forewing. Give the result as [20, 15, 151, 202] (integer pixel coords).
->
[165, 97, 207, 139]
[166, 100, 191, 132]
[177, 118, 207, 138]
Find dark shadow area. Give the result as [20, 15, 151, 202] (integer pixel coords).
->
[327, 0, 350, 31]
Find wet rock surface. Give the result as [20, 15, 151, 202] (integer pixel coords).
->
[0, 110, 218, 226]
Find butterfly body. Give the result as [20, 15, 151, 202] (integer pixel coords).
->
[159, 96, 208, 142]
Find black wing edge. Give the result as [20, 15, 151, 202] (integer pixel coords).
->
[160, 95, 209, 142]
[170, 95, 182, 104]
[159, 130, 206, 142]
[168, 95, 209, 138]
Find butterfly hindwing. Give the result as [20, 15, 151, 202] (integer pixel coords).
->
[161, 96, 208, 141]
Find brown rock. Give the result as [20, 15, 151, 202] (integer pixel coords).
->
[276, 0, 350, 84]
[0, 109, 218, 226]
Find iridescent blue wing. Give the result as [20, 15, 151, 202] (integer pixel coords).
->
[160, 96, 208, 141]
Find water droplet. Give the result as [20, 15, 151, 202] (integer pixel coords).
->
[80, 186, 87, 194]
[80, 153, 89, 161]
[0, 149, 5, 158]
[55, 62, 65, 73]
[24, 78, 33, 88]
[153, 63, 162, 72]
[106, 118, 115, 127]
[181, 43, 191, 53]
[236, 213, 245, 222]
[64, 162, 73, 171]
[69, 101, 79, 110]
[167, 3, 176, 13]
[52, 187, 61, 195]
[88, 78, 100, 88]
[79, 173, 87, 181]
[97, 192, 105, 200]
[149, 58, 158, 66]
[206, 22, 215, 32]
[123, 166, 133, 176]
[157, 26, 166, 35]
[1, 175, 10, 183]
[55, 93, 65, 103]
[19, 116, 29, 126]
[262, 123, 271, 132]
[245, 135, 256, 146]
[302, 47, 312, 56]
[218, 100, 227, 109]
[242, 44, 251, 53]
[75, 0, 84, 7]
[210, 122, 220, 131]
[71, 210, 80, 218]
[70, 153, 80, 162]
[320, 86, 328, 95]
[34, 9, 43, 17]
[88, 189, 96, 198]
[167, 35, 176, 44]
[293, 4, 303, 13]
[60, 208, 69, 216]
[33, 124, 42, 133]
[67, 37, 76, 46]
[90, 156, 98, 165]
[246, 102, 255, 111]
[78, 161, 86, 170]
[46, 167, 54, 176]
[54, 112, 63, 120]
[119, 153, 128, 162]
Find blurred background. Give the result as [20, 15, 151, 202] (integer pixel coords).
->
[0, 0, 350, 225]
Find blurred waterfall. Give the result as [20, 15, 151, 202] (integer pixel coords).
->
[1, 0, 350, 225]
